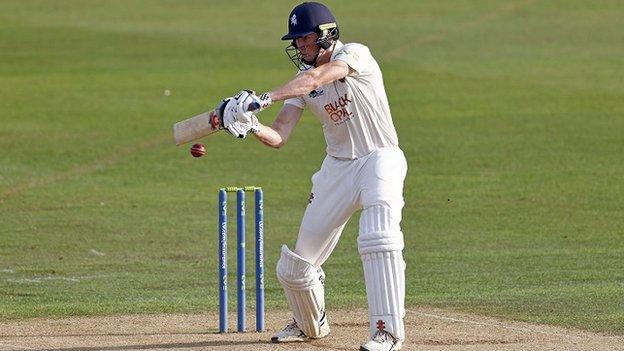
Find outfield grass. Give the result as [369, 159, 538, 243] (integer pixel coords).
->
[1, 0, 623, 334]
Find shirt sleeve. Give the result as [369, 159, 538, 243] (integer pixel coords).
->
[284, 96, 305, 109]
[333, 43, 374, 77]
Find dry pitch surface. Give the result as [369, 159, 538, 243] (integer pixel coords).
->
[1, 308, 622, 351]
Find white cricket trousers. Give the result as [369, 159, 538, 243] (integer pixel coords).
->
[294, 146, 408, 266]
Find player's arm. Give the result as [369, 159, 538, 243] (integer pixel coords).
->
[267, 60, 352, 101]
[220, 60, 350, 142]
[253, 103, 303, 148]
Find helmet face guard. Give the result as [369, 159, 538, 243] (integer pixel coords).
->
[285, 25, 339, 70]
[281, 2, 339, 70]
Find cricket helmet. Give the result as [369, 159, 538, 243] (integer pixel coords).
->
[282, 2, 340, 69]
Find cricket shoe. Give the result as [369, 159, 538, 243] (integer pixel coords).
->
[270, 315, 330, 343]
[360, 330, 402, 351]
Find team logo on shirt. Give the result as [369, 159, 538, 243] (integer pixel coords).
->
[324, 93, 353, 124]
[309, 89, 324, 98]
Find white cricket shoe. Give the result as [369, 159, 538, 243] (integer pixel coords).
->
[270, 320, 307, 343]
[270, 317, 330, 343]
[360, 330, 402, 351]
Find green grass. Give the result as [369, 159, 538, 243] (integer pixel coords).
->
[1, 0, 623, 335]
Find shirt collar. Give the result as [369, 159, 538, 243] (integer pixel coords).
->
[330, 40, 344, 60]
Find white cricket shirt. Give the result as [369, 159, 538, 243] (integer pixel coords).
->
[284, 41, 399, 159]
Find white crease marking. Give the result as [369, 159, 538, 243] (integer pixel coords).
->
[6, 275, 108, 284]
[408, 310, 586, 341]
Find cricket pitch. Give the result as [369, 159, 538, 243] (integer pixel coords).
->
[1, 308, 622, 351]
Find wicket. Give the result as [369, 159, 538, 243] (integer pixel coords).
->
[218, 186, 264, 333]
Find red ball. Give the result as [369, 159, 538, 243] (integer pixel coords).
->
[190, 143, 206, 157]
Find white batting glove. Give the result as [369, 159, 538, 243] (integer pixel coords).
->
[226, 91, 254, 125]
[215, 97, 233, 127]
[215, 97, 245, 138]
[228, 116, 259, 138]
[217, 91, 266, 138]
[216, 101, 259, 139]
[225, 120, 250, 138]
[240, 90, 273, 113]
[248, 114, 260, 134]
[231, 90, 273, 123]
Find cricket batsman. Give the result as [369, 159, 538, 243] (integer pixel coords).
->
[216, 2, 407, 350]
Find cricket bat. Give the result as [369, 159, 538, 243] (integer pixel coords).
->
[172, 110, 221, 146]
[172, 102, 260, 146]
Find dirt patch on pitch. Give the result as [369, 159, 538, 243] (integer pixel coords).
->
[0, 308, 621, 351]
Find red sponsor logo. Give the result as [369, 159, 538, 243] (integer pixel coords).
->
[324, 94, 353, 123]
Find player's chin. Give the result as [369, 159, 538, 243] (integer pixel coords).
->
[302, 54, 316, 63]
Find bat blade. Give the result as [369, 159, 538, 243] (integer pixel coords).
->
[173, 110, 220, 146]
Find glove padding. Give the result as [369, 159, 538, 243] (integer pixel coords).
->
[225, 90, 273, 124]
[225, 116, 259, 139]
[215, 97, 259, 138]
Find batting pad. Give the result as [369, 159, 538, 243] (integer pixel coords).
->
[361, 250, 405, 341]
[357, 205, 404, 254]
[358, 205, 405, 341]
[276, 245, 327, 338]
